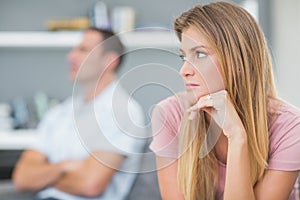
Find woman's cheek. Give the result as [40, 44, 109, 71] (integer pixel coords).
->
[201, 64, 225, 94]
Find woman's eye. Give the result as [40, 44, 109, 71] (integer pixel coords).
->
[179, 55, 186, 61]
[196, 52, 207, 58]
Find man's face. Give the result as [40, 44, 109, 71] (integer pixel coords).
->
[67, 30, 107, 83]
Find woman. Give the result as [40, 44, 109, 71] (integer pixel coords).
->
[150, 2, 300, 200]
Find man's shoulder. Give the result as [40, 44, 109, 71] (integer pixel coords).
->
[41, 97, 72, 120]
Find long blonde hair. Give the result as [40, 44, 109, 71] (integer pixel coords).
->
[175, 2, 277, 199]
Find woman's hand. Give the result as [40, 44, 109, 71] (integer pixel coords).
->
[187, 90, 246, 141]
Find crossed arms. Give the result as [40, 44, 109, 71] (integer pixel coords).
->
[12, 149, 124, 197]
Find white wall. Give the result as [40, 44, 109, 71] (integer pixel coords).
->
[272, 0, 300, 107]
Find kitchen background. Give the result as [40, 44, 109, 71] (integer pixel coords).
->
[0, 0, 299, 129]
[0, 0, 299, 199]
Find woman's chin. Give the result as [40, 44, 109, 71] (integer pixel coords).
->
[183, 90, 200, 106]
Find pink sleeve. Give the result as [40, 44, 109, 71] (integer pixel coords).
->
[268, 105, 300, 171]
[149, 96, 183, 158]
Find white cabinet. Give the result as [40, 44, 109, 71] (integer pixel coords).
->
[0, 31, 178, 49]
[0, 130, 37, 150]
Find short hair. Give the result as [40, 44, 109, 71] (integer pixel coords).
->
[87, 27, 125, 71]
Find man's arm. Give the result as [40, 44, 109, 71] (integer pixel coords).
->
[12, 149, 76, 192]
[53, 151, 124, 197]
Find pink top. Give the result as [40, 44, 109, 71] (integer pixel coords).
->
[150, 95, 300, 200]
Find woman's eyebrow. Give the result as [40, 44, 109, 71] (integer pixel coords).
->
[180, 45, 208, 53]
[190, 45, 208, 51]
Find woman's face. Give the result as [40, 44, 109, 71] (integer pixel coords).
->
[179, 26, 225, 104]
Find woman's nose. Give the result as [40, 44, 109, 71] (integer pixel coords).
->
[67, 49, 76, 62]
[180, 61, 195, 78]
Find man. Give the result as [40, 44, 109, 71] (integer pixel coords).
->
[12, 27, 146, 200]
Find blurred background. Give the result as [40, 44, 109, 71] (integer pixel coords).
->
[0, 0, 299, 128]
[0, 0, 299, 199]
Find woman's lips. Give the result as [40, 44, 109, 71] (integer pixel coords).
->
[185, 83, 199, 87]
[185, 83, 200, 89]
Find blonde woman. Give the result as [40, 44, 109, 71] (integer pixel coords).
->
[150, 2, 300, 200]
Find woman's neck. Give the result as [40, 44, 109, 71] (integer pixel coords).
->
[205, 115, 228, 164]
[214, 133, 228, 164]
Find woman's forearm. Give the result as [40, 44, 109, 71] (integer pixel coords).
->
[223, 134, 255, 200]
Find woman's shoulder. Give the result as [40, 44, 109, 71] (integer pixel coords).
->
[270, 99, 300, 127]
[154, 94, 186, 120]
[157, 94, 184, 106]
[151, 94, 187, 134]
[268, 99, 300, 170]
[269, 98, 300, 143]
[150, 94, 186, 158]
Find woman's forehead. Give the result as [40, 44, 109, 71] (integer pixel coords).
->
[180, 26, 210, 51]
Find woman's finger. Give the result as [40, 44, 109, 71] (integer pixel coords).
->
[187, 94, 214, 112]
[188, 111, 197, 120]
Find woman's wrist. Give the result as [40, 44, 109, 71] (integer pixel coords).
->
[226, 127, 247, 145]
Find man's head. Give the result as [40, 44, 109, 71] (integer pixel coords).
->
[68, 27, 124, 83]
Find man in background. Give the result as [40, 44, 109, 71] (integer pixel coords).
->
[12, 27, 146, 200]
